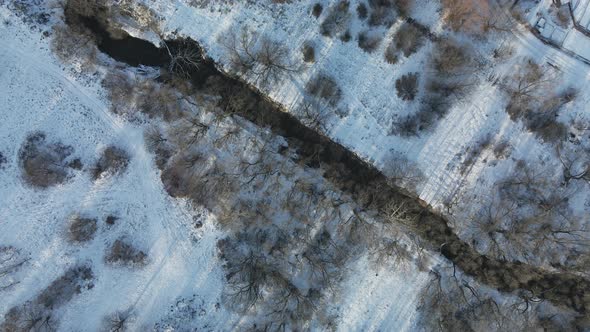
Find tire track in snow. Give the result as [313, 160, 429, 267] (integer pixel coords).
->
[0, 33, 123, 132]
[0, 23, 213, 317]
[416, 93, 492, 208]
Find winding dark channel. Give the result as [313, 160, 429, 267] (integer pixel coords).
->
[72, 13, 590, 316]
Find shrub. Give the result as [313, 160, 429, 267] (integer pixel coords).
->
[3, 265, 93, 330]
[393, 0, 412, 16]
[0, 246, 29, 292]
[525, 110, 567, 143]
[68, 158, 83, 170]
[306, 74, 342, 106]
[105, 215, 119, 225]
[368, 0, 397, 27]
[50, 23, 97, 70]
[320, 1, 351, 37]
[68, 216, 98, 243]
[0, 152, 7, 170]
[105, 239, 147, 267]
[92, 146, 130, 180]
[103, 309, 134, 332]
[357, 3, 368, 19]
[394, 22, 424, 57]
[391, 96, 448, 136]
[432, 39, 472, 76]
[36, 265, 94, 309]
[493, 140, 511, 159]
[19, 132, 75, 188]
[1, 264, 94, 331]
[144, 125, 173, 169]
[357, 30, 382, 53]
[223, 28, 298, 87]
[555, 5, 571, 28]
[440, 0, 492, 34]
[395, 72, 419, 101]
[102, 71, 136, 115]
[302, 42, 316, 63]
[459, 135, 492, 174]
[312, 3, 323, 17]
[1, 302, 58, 331]
[137, 80, 183, 121]
[340, 29, 352, 42]
[384, 42, 399, 64]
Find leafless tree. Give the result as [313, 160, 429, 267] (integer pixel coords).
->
[480, 160, 590, 264]
[103, 308, 134, 332]
[169, 114, 210, 149]
[163, 40, 202, 78]
[501, 58, 554, 111]
[19, 132, 75, 188]
[92, 146, 130, 180]
[382, 152, 424, 193]
[320, 1, 351, 36]
[557, 143, 590, 185]
[394, 23, 425, 57]
[222, 28, 299, 87]
[306, 73, 342, 107]
[0, 246, 29, 292]
[301, 41, 315, 63]
[395, 72, 419, 101]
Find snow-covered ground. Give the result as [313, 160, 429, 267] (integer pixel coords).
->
[140, 0, 589, 218]
[2, 0, 589, 328]
[0, 7, 234, 330]
[0, 6, 436, 330]
[136, 0, 590, 270]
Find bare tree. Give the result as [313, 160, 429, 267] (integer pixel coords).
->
[382, 152, 424, 193]
[19, 132, 75, 188]
[395, 72, 419, 101]
[305, 73, 342, 106]
[440, 0, 510, 35]
[103, 308, 134, 332]
[394, 23, 425, 57]
[0, 246, 29, 292]
[501, 58, 556, 118]
[557, 143, 590, 185]
[163, 40, 202, 78]
[320, 1, 351, 36]
[222, 28, 299, 87]
[472, 160, 590, 265]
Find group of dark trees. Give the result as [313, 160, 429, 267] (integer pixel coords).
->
[18, 132, 78, 188]
[416, 265, 580, 331]
[222, 28, 300, 88]
[1, 265, 94, 332]
[35, 0, 590, 330]
[465, 159, 589, 269]
[501, 58, 576, 143]
[18, 131, 130, 187]
[393, 38, 480, 136]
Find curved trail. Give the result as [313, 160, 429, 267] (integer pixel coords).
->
[0, 24, 213, 320]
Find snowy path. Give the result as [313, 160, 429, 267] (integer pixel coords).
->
[0, 8, 437, 330]
[0, 10, 232, 330]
